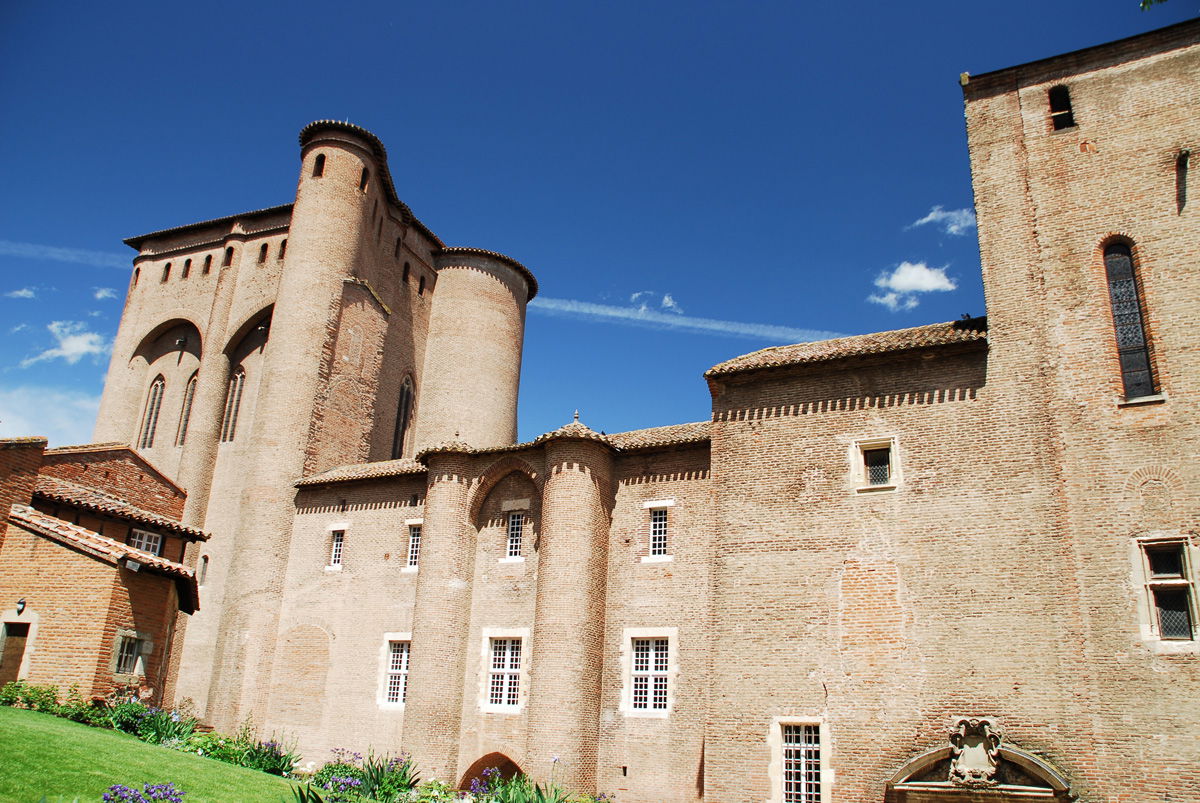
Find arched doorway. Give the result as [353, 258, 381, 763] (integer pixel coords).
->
[459, 752, 522, 792]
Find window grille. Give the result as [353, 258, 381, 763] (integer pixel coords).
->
[129, 529, 162, 556]
[1144, 543, 1194, 640]
[176, 374, 197, 446]
[220, 368, 245, 442]
[507, 512, 524, 559]
[386, 640, 410, 703]
[649, 509, 669, 556]
[1105, 243, 1156, 399]
[488, 638, 521, 706]
[631, 637, 669, 710]
[1048, 85, 1075, 130]
[864, 448, 891, 486]
[391, 378, 414, 459]
[782, 724, 822, 803]
[139, 377, 165, 449]
[407, 525, 421, 568]
[115, 636, 142, 675]
[329, 531, 345, 567]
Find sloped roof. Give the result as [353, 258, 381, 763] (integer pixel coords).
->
[607, 421, 711, 451]
[42, 442, 186, 497]
[34, 475, 207, 541]
[705, 318, 987, 379]
[295, 458, 427, 487]
[9, 505, 197, 613]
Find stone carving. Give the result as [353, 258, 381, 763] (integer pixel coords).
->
[948, 717, 1002, 787]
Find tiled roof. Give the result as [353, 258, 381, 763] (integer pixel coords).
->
[0, 437, 48, 449]
[9, 505, 197, 613]
[531, 414, 609, 446]
[437, 247, 539, 301]
[607, 421, 711, 451]
[295, 458, 426, 487]
[42, 442, 186, 495]
[705, 318, 988, 378]
[34, 476, 208, 541]
[123, 205, 294, 250]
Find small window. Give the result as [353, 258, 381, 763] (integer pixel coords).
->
[488, 638, 522, 707]
[359, 167, 370, 191]
[407, 525, 422, 568]
[182, 259, 191, 279]
[313, 153, 325, 178]
[855, 438, 898, 492]
[128, 529, 163, 556]
[329, 530, 345, 567]
[219, 367, 245, 443]
[386, 641, 411, 704]
[161, 263, 171, 283]
[198, 555, 209, 585]
[203, 255, 212, 274]
[649, 508, 669, 556]
[506, 512, 525, 559]
[1142, 542, 1194, 640]
[418, 276, 425, 296]
[782, 724, 823, 803]
[864, 448, 891, 486]
[394, 238, 402, 259]
[1105, 242, 1157, 399]
[115, 636, 143, 676]
[138, 376, 165, 449]
[1048, 85, 1075, 130]
[133, 268, 140, 287]
[258, 243, 268, 264]
[222, 247, 234, 267]
[631, 637, 669, 710]
[176, 373, 197, 446]
[279, 239, 287, 260]
[402, 262, 410, 284]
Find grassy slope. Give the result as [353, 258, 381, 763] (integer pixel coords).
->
[0, 707, 298, 803]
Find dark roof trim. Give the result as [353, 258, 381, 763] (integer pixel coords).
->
[437, 247, 539, 300]
[124, 205, 294, 250]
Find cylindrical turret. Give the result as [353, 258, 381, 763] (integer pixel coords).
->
[412, 249, 535, 451]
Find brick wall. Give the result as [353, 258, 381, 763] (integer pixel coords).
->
[0, 439, 46, 547]
[41, 447, 185, 520]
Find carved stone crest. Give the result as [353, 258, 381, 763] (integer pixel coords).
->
[948, 717, 1002, 787]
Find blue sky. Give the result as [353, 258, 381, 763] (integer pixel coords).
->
[0, 1, 1191, 446]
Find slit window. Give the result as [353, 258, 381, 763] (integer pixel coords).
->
[1105, 243, 1156, 399]
[402, 262, 410, 284]
[138, 376, 165, 449]
[391, 377, 414, 460]
[418, 276, 425, 295]
[199, 555, 209, 585]
[258, 244, 268, 264]
[219, 367, 245, 443]
[223, 247, 233, 267]
[359, 167, 370, 191]
[312, 153, 325, 177]
[394, 238, 402, 259]
[176, 373, 197, 446]
[133, 268, 140, 287]
[278, 239, 287, 260]
[1048, 85, 1075, 130]
[161, 263, 171, 283]
[1177, 150, 1190, 214]
[203, 255, 212, 274]
[182, 259, 191, 279]
[407, 525, 421, 568]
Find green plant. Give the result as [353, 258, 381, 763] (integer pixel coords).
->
[410, 779, 459, 803]
[137, 707, 196, 745]
[312, 762, 364, 789]
[239, 735, 299, 776]
[0, 680, 24, 706]
[56, 685, 110, 728]
[110, 700, 149, 734]
[368, 753, 420, 802]
[0, 680, 60, 713]
[291, 783, 327, 803]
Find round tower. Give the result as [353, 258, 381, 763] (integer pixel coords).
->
[412, 249, 536, 450]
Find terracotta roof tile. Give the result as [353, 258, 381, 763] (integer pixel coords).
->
[34, 475, 208, 541]
[705, 317, 987, 378]
[607, 421, 711, 451]
[295, 458, 427, 487]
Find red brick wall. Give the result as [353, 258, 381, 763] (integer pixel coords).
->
[41, 448, 185, 520]
[0, 439, 47, 545]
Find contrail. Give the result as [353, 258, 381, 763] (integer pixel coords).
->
[0, 240, 129, 270]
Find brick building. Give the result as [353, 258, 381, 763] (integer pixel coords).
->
[71, 19, 1200, 801]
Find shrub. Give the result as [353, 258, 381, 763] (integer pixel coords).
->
[137, 707, 196, 745]
[366, 753, 420, 802]
[109, 700, 149, 734]
[240, 735, 300, 776]
[312, 762, 364, 789]
[57, 685, 110, 728]
[0, 680, 24, 707]
[0, 679, 60, 713]
[181, 730, 243, 764]
[101, 782, 186, 802]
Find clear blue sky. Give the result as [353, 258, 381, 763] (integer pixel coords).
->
[0, 1, 1192, 446]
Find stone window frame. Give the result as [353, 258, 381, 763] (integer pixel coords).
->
[1132, 533, 1199, 653]
[377, 631, 411, 710]
[499, 499, 530, 564]
[618, 626, 678, 719]
[403, 519, 422, 574]
[640, 499, 675, 563]
[478, 626, 529, 715]
[111, 628, 154, 681]
[766, 717, 831, 803]
[852, 436, 900, 494]
[325, 522, 349, 572]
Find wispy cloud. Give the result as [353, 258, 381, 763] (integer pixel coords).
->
[10, 324, 28, 334]
[868, 261, 958, 312]
[909, 205, 976, 236]
[660, 293, 683, 315]
[5, 287, 36, 299]
[20, 321, 111, 368]
[0, 239, 129, 270]
[630, 290, 685, 316]
[530, 295, 842, 342]
[0, 385, 101, 446]
[93, 287, 118, 300]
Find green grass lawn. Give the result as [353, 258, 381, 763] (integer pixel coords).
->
[0, 706, 300, 803]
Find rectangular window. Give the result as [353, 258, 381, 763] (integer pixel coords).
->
[649, 508, 669, 556]
[115, 636, 142, 675]
[385, 641, 410, 703]
[330, 530, 344, 567]
[631, 637, 669, 710]
[488, 638, 522, 707]
[782, 724, 822, 803]
[407, 525, 421, 568]
[128, 529, 162, 556]
[1144, 542, 1194, 640]
[506, 512, 524, 559]
[863, 447, 891, 486]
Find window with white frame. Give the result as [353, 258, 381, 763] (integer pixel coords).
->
[854, 437, 898, 492]
[649, 508, 669, 556]
[115, 635, 143, 676]
[506, 512, 525, 559]
[329, 530, 345, 567]
[407, 525, 421, 568]
[128, 529, 162, 556]
[631, 637, 669, 710]
[385, 640, 410, 703]
[1141, 539, 1195, 640]
[488, 638, 522, 707]
[782, 724, 822, 803]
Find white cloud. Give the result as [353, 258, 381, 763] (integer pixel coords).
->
[93, 287, 118, 300]
[910, 205, 976, 236]
[530, 295, 843, 342]
[868, 261, 957, 312]
[5, 287, 35, 299]
[10, 323, 28, 334]
[660, 293, 684, 315]
[20, 321, 111, 368]
[0, 239, 129, 269]
[0, 385, 100, 447]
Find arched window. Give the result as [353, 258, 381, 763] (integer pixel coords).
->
[258, 243, 268, 263]
[161, 263, 171, 283]
[1105, 242, 1156, 399]
[176, 373, 198, 446]
[313, 153, 325, 177]
[220, 367, 246, 443]
[391, 377, 415, 459]
[1048, 85, 1075, 130]
[359, 167, 370, 191]
[279, 239, 287, 260]
[203, 255, 212, 274]
[139, 376, 166, 449]
[223, 247, 234, 267]
[182, 259, 191, 279]
[418, 276, 426, 296]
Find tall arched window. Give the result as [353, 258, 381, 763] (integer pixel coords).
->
[391, 377, 415, 459]
[223, 247, 234, 267]
[220, 367, 246, 443]
[312, 153, 326, 177]
[1105, 242, 1156, 399]
[176, 373, 198, 446]
[139, 376, 166, 449]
